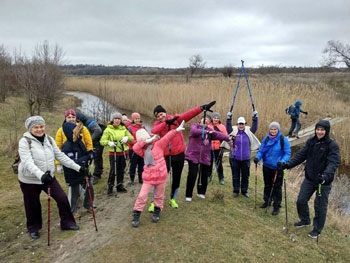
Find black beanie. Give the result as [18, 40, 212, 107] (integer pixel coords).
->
[153, 105, 166, 117]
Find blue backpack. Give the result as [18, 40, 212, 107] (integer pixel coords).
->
[285, 104, 297, 117]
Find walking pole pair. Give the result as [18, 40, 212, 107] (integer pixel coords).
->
[84, 165, 98, 232]
[266, 170, 278, 214]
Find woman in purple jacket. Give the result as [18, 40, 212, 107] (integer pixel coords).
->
[185, 115, 232, 201]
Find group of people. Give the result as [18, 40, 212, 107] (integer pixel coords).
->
[17, 98, 340, 241]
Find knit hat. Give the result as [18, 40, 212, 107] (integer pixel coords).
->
[153, 105, 166, 117]
[25, 116, 45, 130]
[131, 112, 140, 121]
[269, 121, 281, 130]
[237, 117, 246, 124]
[111, 112, 122, 121]
[136, 128, 151, 141]
[64, 108, 76, 118]
[212, 112, 221, 119]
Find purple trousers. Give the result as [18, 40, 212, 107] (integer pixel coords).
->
[19, 178, 76, 233]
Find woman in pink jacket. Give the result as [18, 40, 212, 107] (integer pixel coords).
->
[131, 121, 185, 227]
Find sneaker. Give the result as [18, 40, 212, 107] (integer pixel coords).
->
[259, 202, 268, 208]
[242, 192, 250, 198]
[169, 198, 179, 208]
[185, 197, 192, 202]
[272, 208, 280, 216]
[30, 231, 40, 239]
[148, 202, 155, 213]
[232, 192, 239, 198]
[308, 230, 320, 239]
[219, 179, 225, 185]
[197, 194, 205, 199]
[294, 221, 311, 228]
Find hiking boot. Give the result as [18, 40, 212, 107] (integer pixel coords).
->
[259, 202, 269, 208]
[107, 185, 113, 195]
[308, 230, 320, 239]
[169, 198, 179, 208]
[30, 231, 40, 239]
[148, 202, 155, 213]
[61, 225, 79, 231]
[242, 192, 250, 198]
[272, 207, 280, 216]
[117, 185, 128, 193]
[197, 194, 205, 199]
[294, 221, 311, 228]
[132, 210, 141, 227]
[232, 192, 239, 198]
[152, 207, 161, 223]
[219, 179, 225, 185]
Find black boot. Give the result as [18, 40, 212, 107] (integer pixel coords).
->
[132, 210, 141, 227]
[272, 207, 280, 216]
[107, 185, 113, 195]
[152, 206, 161, 223]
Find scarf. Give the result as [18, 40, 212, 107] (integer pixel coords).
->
[144, 145, 155, 166]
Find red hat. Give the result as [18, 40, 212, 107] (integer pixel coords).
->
[64, 108, 76, 118]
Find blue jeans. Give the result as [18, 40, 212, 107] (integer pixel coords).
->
[288, 117, 301, 136]
[296, 178, 331, 234]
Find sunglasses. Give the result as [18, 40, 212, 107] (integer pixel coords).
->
[238, 123, 245, 125]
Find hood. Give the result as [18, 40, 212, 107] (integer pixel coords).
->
[76, 112, 88, 124]
[295, 100, 302, 107]
[315, 119, 330, 140]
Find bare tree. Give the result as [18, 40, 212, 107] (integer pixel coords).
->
[0, 45, 12, 102]
[322, 40, 350, 68]
[188, 54, 206, 77]
[222, 64, 235, 78]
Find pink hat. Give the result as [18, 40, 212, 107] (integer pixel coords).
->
[131, 112, 140, 121]
[64, 108, 76, 118]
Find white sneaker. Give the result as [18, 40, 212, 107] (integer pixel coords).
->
[185, 197, 192, 202]
[197, 194, 205, 199]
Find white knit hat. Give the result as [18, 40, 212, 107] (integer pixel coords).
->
[25, 116, 45, 130]
[111, 112, 122, 121]
[136, 129, 151, 141]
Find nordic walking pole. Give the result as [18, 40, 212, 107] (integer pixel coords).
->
[241, 60, 256, 112]
[229, 63, 244, 113]
[317, 183, 322, 243]
[254, 164, 258, 209]
[47, 186, 51, 246]
[84, 165, 98, 231]
[266, 170, 278, 214]
[283, 171, 288, 232]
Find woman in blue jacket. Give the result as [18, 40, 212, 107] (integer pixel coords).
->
[254, 122, 291, 215]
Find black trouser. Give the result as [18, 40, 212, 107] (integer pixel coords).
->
[165, 152, 185, 199]
[108, 154, 126, 188]
[93, 142, 104, 178]
[262, 166, 283, 208]
[128, 149, 144, 183]
[185, 160, 211, 197]
[210, 149, 224, 181]
[230, 158, 250, 194]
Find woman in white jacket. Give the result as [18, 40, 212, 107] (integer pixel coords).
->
[18, 116, 84, 240]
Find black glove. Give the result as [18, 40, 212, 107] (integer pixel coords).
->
[41, 171, 53, 185]
[79, 165, 90, 177]
[277, 162, 285, 170]
[253, 158, 259, 164]
[201, 101, 216, 112]
[165, 116, 179, 126]
[88, 150, 95, 161]
[304, 111, 308, 115]
[318, 174, 325, 184]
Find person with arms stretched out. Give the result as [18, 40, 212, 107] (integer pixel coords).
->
[280, 120, 340, 238]
[18, 116, 84, 240]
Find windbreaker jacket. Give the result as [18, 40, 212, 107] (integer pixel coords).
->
[18, 132, 80, 185]
[100, 124, 134, 153]
[255, 131, 291, 170]
[185, 123, 231, 166]
[133, 130, 177, 184]
[151, 106, 202, 156]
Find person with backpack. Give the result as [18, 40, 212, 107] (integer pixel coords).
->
[61, 121, 96, 217]
[131, 121, 185, 227]
[208, 112, 228, 185]
[280, 120, 340, 238]
[253, 122, 291, 215]
[226, 111, 260, 198]
[76, 111, 104, 185]
[286, 100, 308, 138]
[150, 101, 216, 209]
[100, 112, 134, 195]
[18, 116, 84, 240]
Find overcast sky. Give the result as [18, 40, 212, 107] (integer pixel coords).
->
[1, 0, 349, 68]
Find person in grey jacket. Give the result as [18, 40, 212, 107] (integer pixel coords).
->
[18, 116, 84, 240]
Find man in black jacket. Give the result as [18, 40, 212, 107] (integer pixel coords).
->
[280, 120, 340, 239]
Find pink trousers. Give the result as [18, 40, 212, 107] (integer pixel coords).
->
[133, 181, 166, 211]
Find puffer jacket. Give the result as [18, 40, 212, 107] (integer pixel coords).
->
[100, 123, 134, 154]
[185, 122, 231, 166]
[151, 106, 202, 156]
[133, 130, 177, 184]
[18, 132, 80, 185]
[255, 131, 291, 170]
[208, 122, 228, 150]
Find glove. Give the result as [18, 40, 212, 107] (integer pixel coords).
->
[108, 141, 116, 147]
[56, 164, 63, 174]
[253, 158, 259, 164]
[252, 110, 258, 119]
[88, 150, 95, 160]
[145, 135, 158, 144]
[277, 162, 285, 170]
[176, 120, 185, 132]
[318, 174, 325, 184]
[201, 101, 216, 112]
[79, 165, 89, 177]
[165, 116, 179, 125]
[227, 111, 232, 120]
[41, 171, 53, 185]
[304, 111, 308, 115]
[120, 136, 129, 144]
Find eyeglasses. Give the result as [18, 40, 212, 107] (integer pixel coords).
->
[238, 123, 245, 125]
